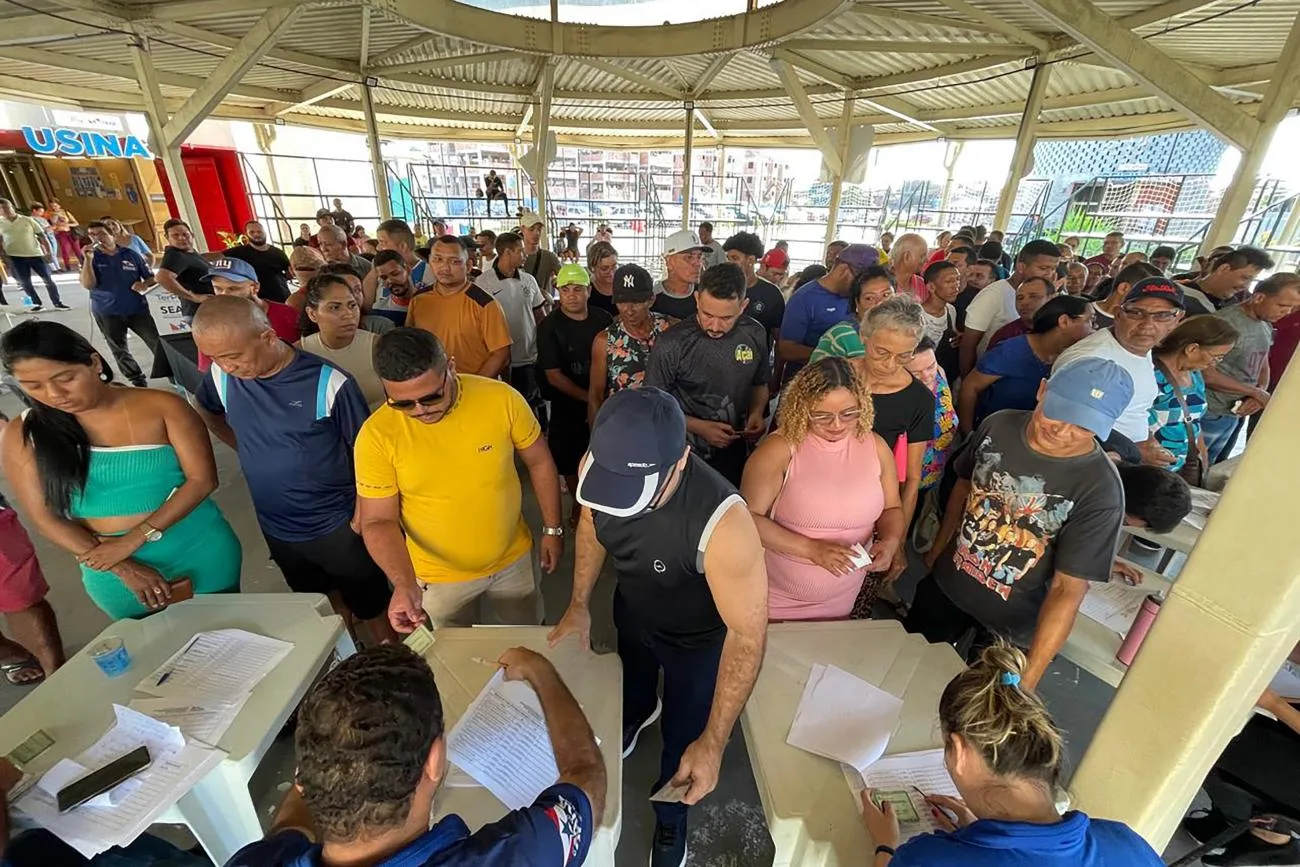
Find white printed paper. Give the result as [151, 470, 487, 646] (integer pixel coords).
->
[844, 748, 961, 844]
[138, 629, 293, 703]
[128, 695, 250, 747]
[1078, 582, 1150, 635]
[446, 670, 560, 810]
[1272, 660, 1300, 700]
[786, 663, 904, 771]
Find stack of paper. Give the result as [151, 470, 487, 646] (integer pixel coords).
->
[843, 749, 961, 844]
[14, 705, 224, 859]
[1272, 660, 1300, 700]
[445, 670, 559, 810]
[786, 663, 904, 771]
[1078, 582, 1151, 635]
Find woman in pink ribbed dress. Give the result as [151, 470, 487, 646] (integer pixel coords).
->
[741, 357, 905, 621]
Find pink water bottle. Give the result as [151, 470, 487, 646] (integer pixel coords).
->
[1116, 595, 1163, 666]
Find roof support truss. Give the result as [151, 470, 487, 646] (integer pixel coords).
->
[1021, 0, 1258, 149]
[770, 56, 842, 174]
[570, 57, 683, 99]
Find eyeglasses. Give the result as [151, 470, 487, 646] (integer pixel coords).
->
[387, 383, 449, 410]
[809, 408, 863, 425]
[867, 344, 915, 364]
[1120, 305, 1181, 322]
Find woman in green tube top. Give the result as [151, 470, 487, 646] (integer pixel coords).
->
[0, 321, 241, 620]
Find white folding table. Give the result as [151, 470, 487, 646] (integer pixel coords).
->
[0, 593, 354, 864]
[416, 627, 623, 866]
[740, 620, 965, 867]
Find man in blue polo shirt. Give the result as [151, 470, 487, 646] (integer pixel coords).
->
[191, 295, 395, 646]
[79, 220, 162, 387]
[226, 644, 605, 867]
[776, 243, 878, 384]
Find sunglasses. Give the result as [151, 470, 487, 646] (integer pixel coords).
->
[387, 384, 448, 410]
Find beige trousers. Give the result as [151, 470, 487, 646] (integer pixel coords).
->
[419, 552, 543, 628]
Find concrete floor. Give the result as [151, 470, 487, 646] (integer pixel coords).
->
[0, 275, 1212, 865]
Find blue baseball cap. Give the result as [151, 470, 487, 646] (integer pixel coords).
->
[203, 257, 258, 283]
[1043, 358, 1135, 439]
[577, 388, 686, 517]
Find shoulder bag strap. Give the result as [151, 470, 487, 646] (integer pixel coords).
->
[1154, 357, 1203, 482]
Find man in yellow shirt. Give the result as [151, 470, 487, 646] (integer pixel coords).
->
[356, 327, 565, 629]
[404, 236, 512, 378]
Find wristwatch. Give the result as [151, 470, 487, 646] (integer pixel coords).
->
[138, 522, 163, 543]
[541, 526, 565, 537]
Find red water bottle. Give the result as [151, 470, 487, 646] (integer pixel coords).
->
[1116, 594, 1163, 666]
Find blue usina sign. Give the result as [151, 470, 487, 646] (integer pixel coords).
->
[21, 126, 152, 159]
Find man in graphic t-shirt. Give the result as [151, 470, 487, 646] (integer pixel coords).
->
[226, 644, 604, 867]
[907, 357, 1130, 690]
[646, 263, 770, 485]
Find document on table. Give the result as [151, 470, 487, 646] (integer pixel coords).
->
[137, 628, 293, 702]
[1078, 582, 1149, 635]
[1272, 660, 1300, 700]
[14, 705, 224, 859]
[128, 694, 250, 747]
[786, 663, 904, 771]
[446, 670, 559, 810]
[843, 749, 961, 844]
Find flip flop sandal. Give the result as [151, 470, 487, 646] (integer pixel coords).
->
[0, 658, 45, 687]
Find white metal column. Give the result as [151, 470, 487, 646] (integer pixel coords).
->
[533, 61, 555, 222]
[824, 93, 857, 245]
[993, 61, 1051, 232]
[681, 101, 695, 231]
[360, 80, 392, 222]
[129, 38, 208, 250]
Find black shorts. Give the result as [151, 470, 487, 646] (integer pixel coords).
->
[264, 522, 392, 620]
[547, 405, 590, 475]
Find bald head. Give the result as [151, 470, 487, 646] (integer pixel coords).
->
[193, 294, 272, 338]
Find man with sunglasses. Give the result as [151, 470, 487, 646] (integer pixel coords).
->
[548, 387, 767, 867]
[1052, 277, 1185, 464]
[192, 296, 395, 647]
[356, 328, 564, 632]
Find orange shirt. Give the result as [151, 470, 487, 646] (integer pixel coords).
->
[405, 285, 512, 375]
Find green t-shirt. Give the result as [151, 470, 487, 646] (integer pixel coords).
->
[0, 215, 47, 258]
[809, 321, 864, 362]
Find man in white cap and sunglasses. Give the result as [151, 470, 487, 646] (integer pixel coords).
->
[651, 229, 711, 320]
[548, 387, 767, 867]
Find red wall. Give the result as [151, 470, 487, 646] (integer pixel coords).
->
[156, 145, 254, 247]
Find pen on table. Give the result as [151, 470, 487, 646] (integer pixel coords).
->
[469, 656, 500, 668]
[156, 635, 201, 685]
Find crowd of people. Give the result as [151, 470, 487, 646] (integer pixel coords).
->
[0, 206, 1295, 867]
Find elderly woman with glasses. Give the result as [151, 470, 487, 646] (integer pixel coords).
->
[742, 357, 902, 621]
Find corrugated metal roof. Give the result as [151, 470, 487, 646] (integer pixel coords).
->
[0, 0, 1294, 144]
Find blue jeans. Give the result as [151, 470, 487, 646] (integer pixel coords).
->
[6, 256, 62, 307]
[614, 590, 724, 826]
[1201, 411, 1245, 465]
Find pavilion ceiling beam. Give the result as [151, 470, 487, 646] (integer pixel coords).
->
[690, 54, 734, 98]
[359, 7, 372, 66]
[780, 39, 1032, 55]
[1021, 0, 1257, 149]
[370, 50, 526, 76]
[570, 57, 683, 100]
[141, 20, 360, 79]
[0, 73, 137, 108]
[859, 55, 1023, 90]
[138, 0, 322, 20]
[0, 15, 107, 45]
[378, 33, 442, 63]
[770, 56, 841, 174]
[1118, 0, 1221, 31]
[929, 0, 1052, 51]
[850, 5, 1019, 36]
[371, 70, 533, 96]
[162, 5, 302, 145]
[270, 78, 354, 116]
[771, 48, 854, 89]
[861, 95, 942, 132]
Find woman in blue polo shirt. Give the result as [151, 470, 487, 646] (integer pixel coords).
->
[860, 641, 1162, 867]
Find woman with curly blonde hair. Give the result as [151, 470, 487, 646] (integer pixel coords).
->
[741, 357, 903, 620]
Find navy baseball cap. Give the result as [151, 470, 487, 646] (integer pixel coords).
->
[1123, 276, 1184, 308]
[612, 263, 654, 303]
[577, 388, 686, 517]
[203, 257, 258, 283]
[1043, 358, 1135, 439]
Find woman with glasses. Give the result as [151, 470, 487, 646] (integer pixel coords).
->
[1150, 316, 1239, 482]
[741, 357, 902, 621]
[810, 266, 896, 362]
[298, 274, 385, 411]
[957, 295, 1095, 434]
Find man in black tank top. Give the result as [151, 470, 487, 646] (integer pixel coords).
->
[548, 387, 768, 867]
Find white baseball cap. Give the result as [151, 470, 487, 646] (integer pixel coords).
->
[519, 211, 545, 229]
[663, 229, 710, 257]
